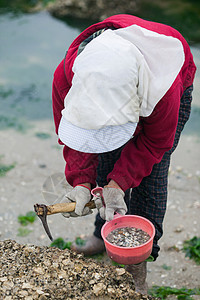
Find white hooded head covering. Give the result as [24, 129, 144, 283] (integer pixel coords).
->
[58, 26, 184, 153]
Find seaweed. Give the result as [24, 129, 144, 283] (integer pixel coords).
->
[50, 237, 72, 250]
[0, 156, 15, 176]
[17, 227, 32, 237]
[35, 132, 51, 140]
[149, 286, 200, 299]
[18, 211, 37, 226]
[182, 236, 200, 264]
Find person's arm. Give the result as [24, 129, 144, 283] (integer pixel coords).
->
[52, 71, 98, 188]
[108, 82, 183, 191]
[63, 146, 98, 188]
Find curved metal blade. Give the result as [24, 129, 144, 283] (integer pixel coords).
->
[34, 204, 53, 241]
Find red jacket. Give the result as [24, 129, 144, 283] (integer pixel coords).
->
[52, 14, 196, 191]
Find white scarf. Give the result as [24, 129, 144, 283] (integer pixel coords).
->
[62, 25, 184, 130]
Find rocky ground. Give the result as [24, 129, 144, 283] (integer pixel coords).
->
[0, 240, 155, 299]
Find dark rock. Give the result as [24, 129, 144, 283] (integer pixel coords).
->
[47, 0, 138, 21]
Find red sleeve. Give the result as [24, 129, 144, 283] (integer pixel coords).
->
[108, 82, 183, 191]
[52, 61, 69, 135]
[63, 146, 98, 188]
[52, 65, 98, 187]
[52, 80, 65, 135]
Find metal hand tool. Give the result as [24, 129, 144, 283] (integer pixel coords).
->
[34, 200, 96, 241]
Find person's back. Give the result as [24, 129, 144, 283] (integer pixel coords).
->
[52, 14, 196, 295]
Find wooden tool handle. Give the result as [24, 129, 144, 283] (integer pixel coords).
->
[36, 200, 96, 215]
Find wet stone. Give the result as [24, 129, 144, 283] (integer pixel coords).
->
[106, 227, 150, 247]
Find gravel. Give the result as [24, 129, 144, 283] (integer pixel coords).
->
[0, 240, 155, 299]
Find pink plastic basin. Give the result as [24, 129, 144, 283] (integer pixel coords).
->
[101, 214, 155, 265]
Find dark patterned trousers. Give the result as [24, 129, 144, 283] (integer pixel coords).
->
[94, 85, 193, 261]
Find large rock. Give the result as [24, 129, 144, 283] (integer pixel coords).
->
[47, 0, 138, 21]
[0, 240, 154, 299]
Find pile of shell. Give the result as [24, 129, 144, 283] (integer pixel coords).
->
[0, 240, 154, 299]
[106, 227, 151, 248]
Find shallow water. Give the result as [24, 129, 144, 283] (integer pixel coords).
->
[184, 46, 200, 137]
[0, 11, 80, 130]
[0, 11, 199, 135]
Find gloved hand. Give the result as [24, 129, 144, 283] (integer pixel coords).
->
[98, 185, 127, 221]
[62, 184, 92, 218]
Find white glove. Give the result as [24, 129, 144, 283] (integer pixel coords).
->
[99, 186, 127, 221]
[62, 185, 92, 218]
